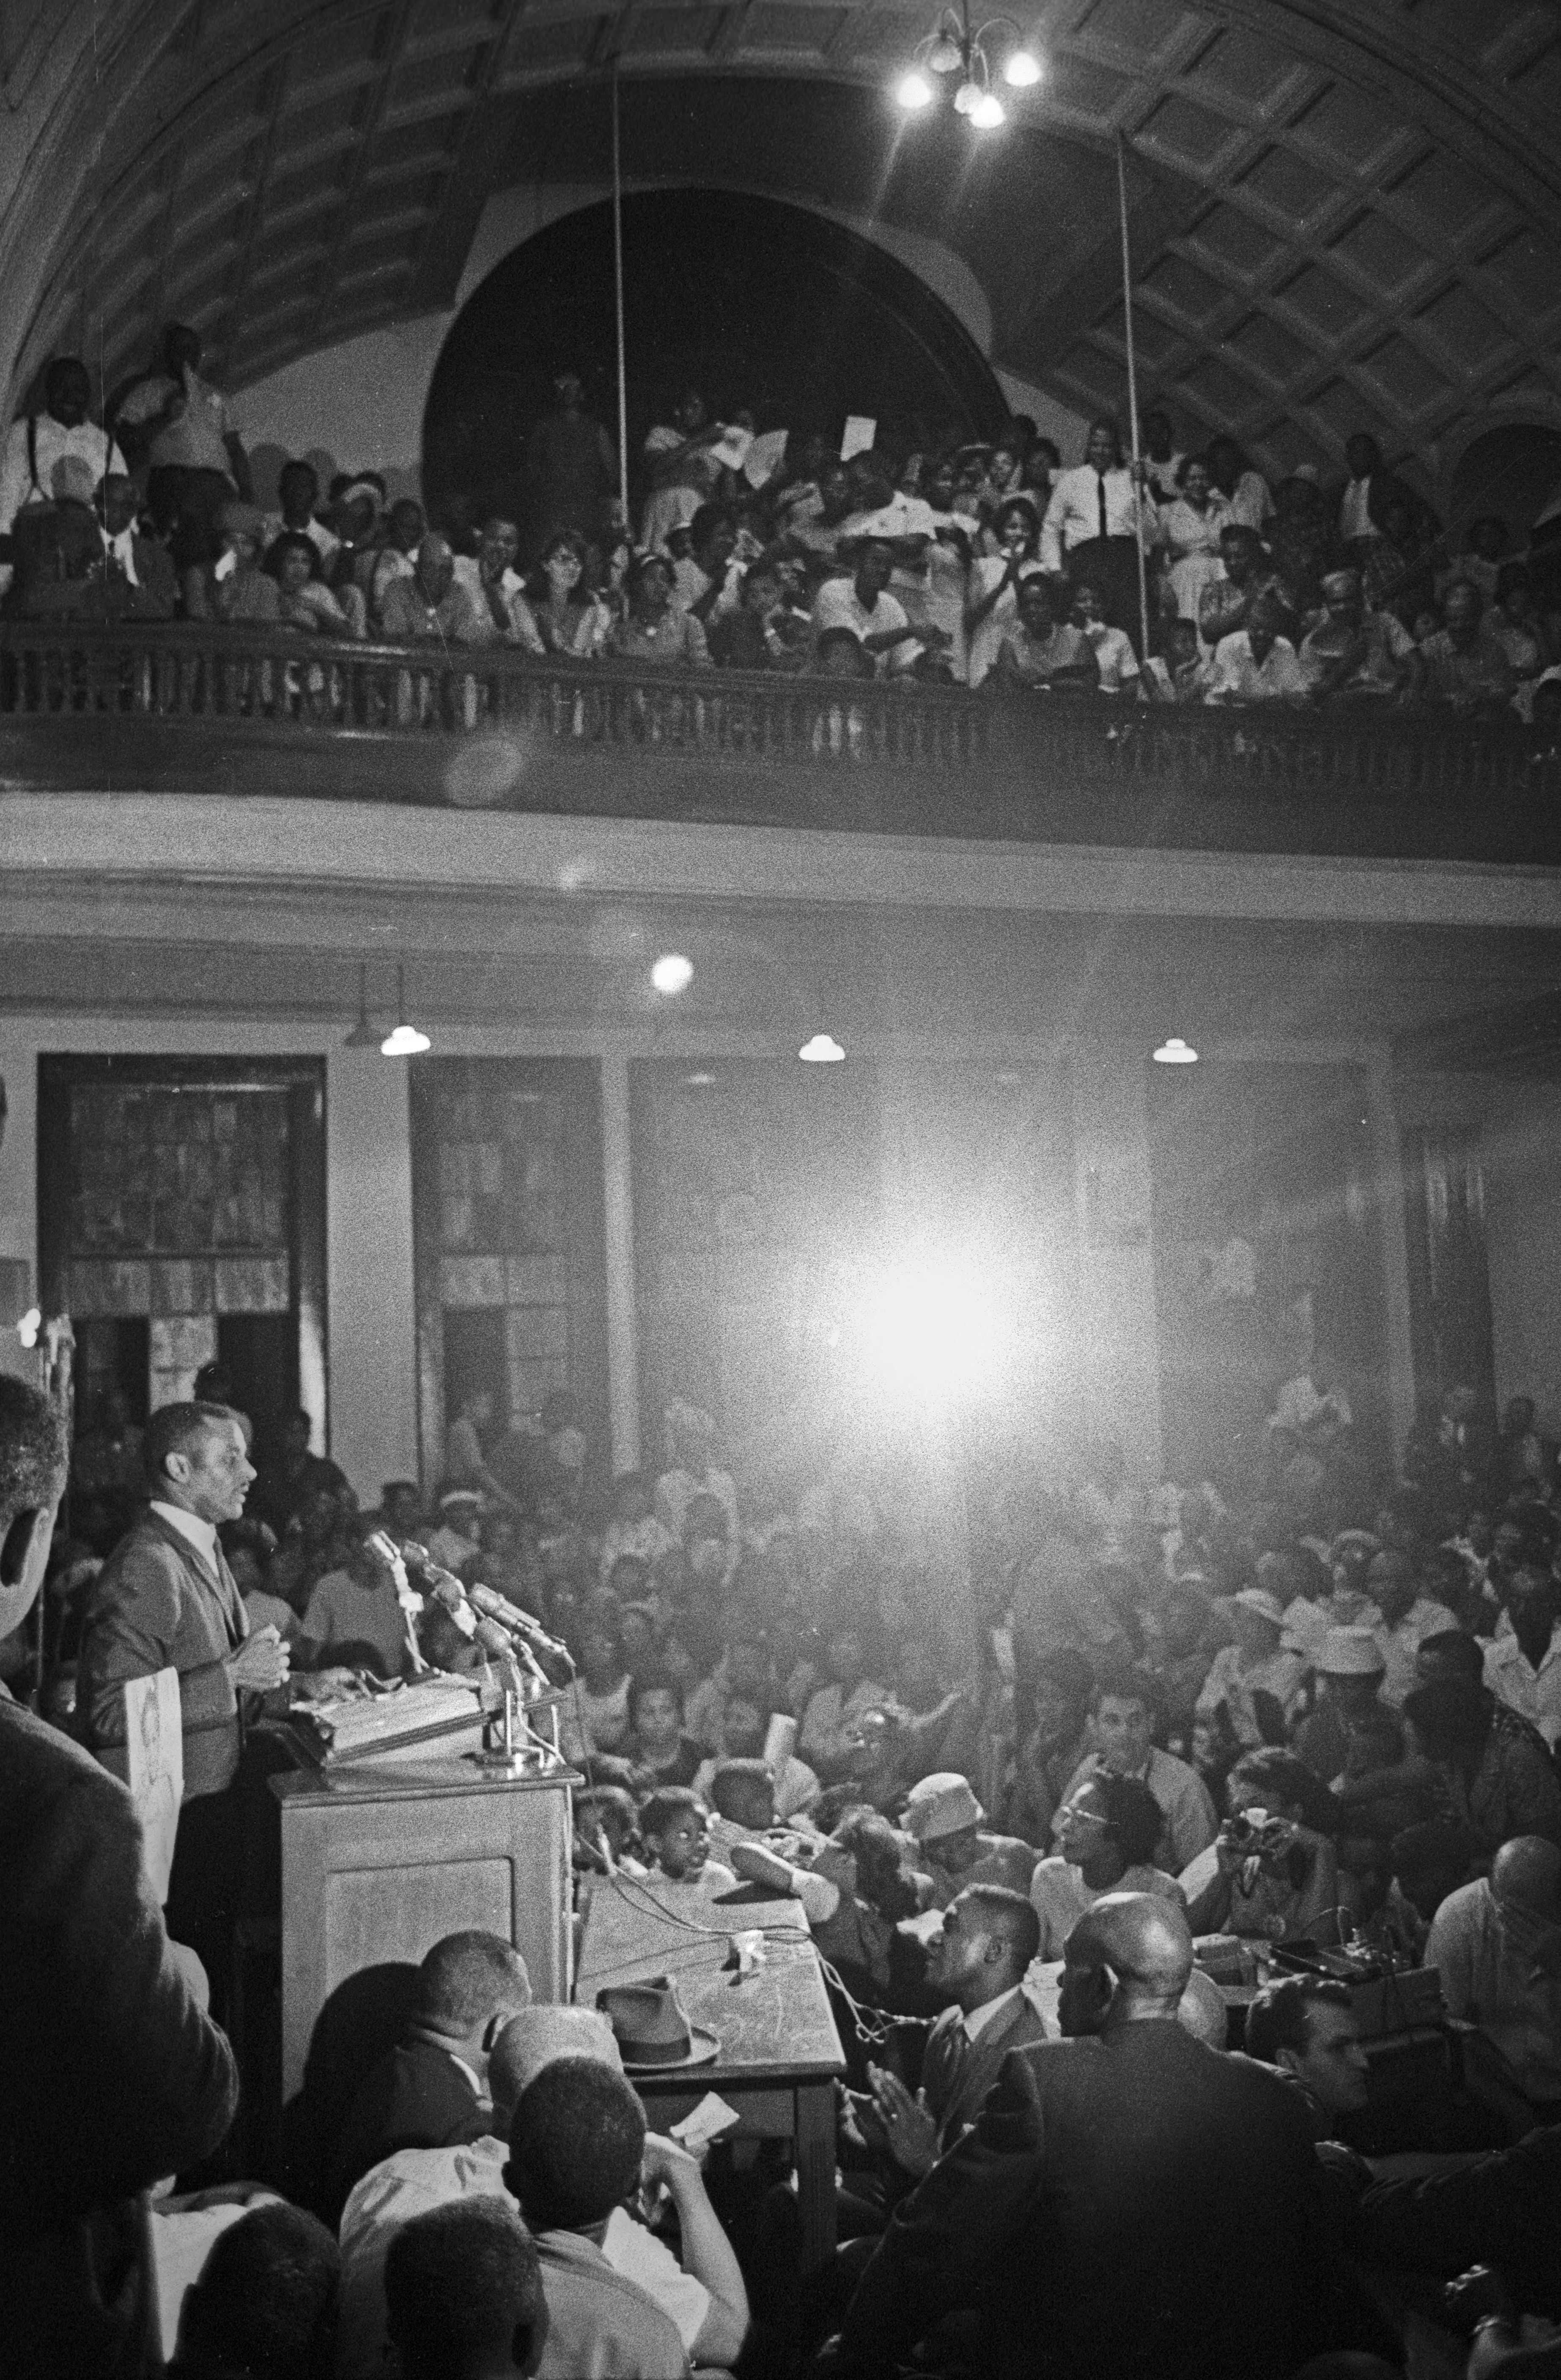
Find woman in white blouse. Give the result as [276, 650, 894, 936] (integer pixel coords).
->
[1158, 455, 1231, 625]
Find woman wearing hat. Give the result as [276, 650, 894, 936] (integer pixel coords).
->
[1196, 1589, 1306, 1750]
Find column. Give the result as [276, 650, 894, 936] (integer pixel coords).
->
[599, 1049, 640, 1472]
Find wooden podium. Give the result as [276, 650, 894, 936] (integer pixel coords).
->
[272, 1756, 576, 2099]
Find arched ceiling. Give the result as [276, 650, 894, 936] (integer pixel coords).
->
[6, 0, 1561, 483]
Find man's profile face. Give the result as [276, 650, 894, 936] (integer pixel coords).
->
[1092, 1694, 1152, 1773]
[173, 1418, 255, 1525]
[1291, 2004, 1369, 2114]
[925, 1892, 995, 1998]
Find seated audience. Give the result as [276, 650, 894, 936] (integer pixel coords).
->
[381, 2199, 538, 2380]
[1181, 1747, 1344, 1944]
[525, 528, 611, 658]
[330, 1929, 532, 2213]
[1072, 576, 1141, 693]
[625, 1668, 703, 1787]
[607, 550, 712, 667]
[295, 1523, 408, 1676]
[504, 2056, 722, 2377]
[452, 515, 533, 644]
[834, 1884, 1045, 2227]
[1031, 1772, 1185, 1956]
[1195, 1585, 1306, 1747]
[269, 531, 363, 637]
[799, 1624, 889, 1779]
[1300, 567, 1421, 700]
[901, 1769, 1036, 1904]
[812, 537, 922, 678]
[637, 1784, 737, 1898]
[379, 532, 489, 643]
[183, 501, 278, 623]
[1420, 578, 1516, 708]
[1426, 1834, 1561, 2115]
[989, 567, 1098, 692]
[1204, 589, 1311, 703]
[170, 2202, 339, 2380]
[1243, 1975, 1371, 2137]
[1058, 1668, 1219, 1872]
[339, 2005, 744, 2377]
[1484, 1561, 1561, 1747]
[94, 471, 179, 615]
[829, 1893, 1348, 2380]
[1401, 1674, 1561, 1870]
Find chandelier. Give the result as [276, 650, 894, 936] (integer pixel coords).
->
[895, 5, 1042, 128]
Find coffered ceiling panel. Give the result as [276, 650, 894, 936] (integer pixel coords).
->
[6, 0, 1561, 482]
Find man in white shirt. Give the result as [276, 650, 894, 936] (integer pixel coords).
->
[1204, 592, 1313, 704]
[1040, 418, 1159, 642]
[259, 458, 340, 570]
[1059, 1673, 1218, 1872]
[1368, 1550, 1460, 1707]
[116, 322, 252, 569]
[0, 356, 125, 597]
[812, 537, 926, 675]
[1485, 1568, 1561, 1747]
[1301, 568, 1422, 700]
[1426, 1837, 1561, 2111]
[336, 2005, 748, 2377]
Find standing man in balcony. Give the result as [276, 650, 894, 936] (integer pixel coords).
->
[115, 322, 253, 575]
[1040, 418, 1160, 652]
[0, 354, 125, 600]
[77, 1401, 290, 2018]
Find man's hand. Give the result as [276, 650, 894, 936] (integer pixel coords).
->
[867, 2064, 940, 2177]
[641, 2131, 707, 2197]
[227, 1625, 289, 1693]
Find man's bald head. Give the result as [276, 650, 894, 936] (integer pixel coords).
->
[1064, 1892, 1193, 2023]
[488, 2005, 621, 2125]
[1492, 1835, 1561, 1921]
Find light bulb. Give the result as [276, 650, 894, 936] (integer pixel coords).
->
[1004, 47, 1042, 84]
[651, 952, 694, 995]
[799, 1034, 845, 1064]
[969, 89, 1005, 126]
[381, 1022, 431, 1057]
[1152, 1036, 1198, 1065]
[952, 77, 979, 113]
[896, 68, 935, 108]
[926, 32, 963, 71]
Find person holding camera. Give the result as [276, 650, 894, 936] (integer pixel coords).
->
[1180, 1747, 1344, 1945]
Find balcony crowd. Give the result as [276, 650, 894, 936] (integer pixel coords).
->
[12, 1307, 1561, 2375]
[3, 331, 1560, 730]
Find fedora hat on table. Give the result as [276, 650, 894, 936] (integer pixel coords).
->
[595, 1975, 719, 2072]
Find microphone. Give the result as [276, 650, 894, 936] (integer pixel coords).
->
[468, 1583, 572, 1664]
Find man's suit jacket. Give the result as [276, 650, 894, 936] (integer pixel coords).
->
[330, 2039, 490, 2216]
[77, 1507, 249, 1799]
[0, 1693, 238, 2368]
[921, 1992, 1051, 2156]
[836, 2019, 1347, 2380]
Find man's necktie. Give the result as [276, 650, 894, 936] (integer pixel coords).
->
[1098, 471, 1108, 540]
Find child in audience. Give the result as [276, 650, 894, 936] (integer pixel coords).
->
[574, 1784, 645, 1875]
[626, 1668, 704, 1787]
[638, 1787, 737, 1898]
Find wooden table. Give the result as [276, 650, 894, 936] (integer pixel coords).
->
[577, 1881, 845, 2276]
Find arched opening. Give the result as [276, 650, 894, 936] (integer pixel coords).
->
[421, 188, 1009, 537]
[1448, 422, 1561, 547]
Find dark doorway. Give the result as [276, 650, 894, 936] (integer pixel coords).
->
[422, 186, 1009, 533]
[219, 1312, 299, 1433]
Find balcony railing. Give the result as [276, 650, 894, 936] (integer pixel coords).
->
[3, 618, 1558, 863]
